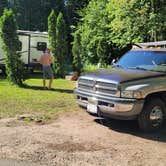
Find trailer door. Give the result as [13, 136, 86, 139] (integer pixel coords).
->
[19, 34, 30, 65]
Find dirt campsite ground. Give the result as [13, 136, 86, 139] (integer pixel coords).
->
[0, 110, 166, 166]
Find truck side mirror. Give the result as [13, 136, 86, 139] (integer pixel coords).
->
[37, 42, 47, 51]
[111, 58, 118, 65]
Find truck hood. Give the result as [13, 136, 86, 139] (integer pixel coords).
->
[83, 68, 165, 84]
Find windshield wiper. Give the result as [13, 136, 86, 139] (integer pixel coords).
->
[128, 66, 166, 73]
[127, 66, 148, 71]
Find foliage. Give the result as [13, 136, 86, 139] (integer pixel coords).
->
[97, 38, 112, 66]
[82, 64, 112, 73]
[72, 0, 166, 68]
[107, 0, 151, 46]
[72, 30, 83, 74]
[11, 0, 65, 31]
[1, 0, 165, 75]
[48, 9, 57, 75]
[72, 0, 112, 66]
[65, 0, 90, 26]
[0, 9, 25, 86]
[82, 64, 99, 73]
[148, 0, 166, 40]
[55, 12, 68, 78]
[107, 0, 166, 44]
[0, 0, 8, 16]
[64, 0, 90, 73]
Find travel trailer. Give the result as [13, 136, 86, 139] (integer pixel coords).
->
[0, 30, 49, 73]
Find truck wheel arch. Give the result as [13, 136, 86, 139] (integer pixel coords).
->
[138, 96, 165, 132]
[144, 92, 166, 114]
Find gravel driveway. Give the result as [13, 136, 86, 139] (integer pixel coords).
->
[0, 110, 166, 166]
[0, 159, 42, 166]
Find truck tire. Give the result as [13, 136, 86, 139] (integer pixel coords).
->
[138, 98, 165, 132]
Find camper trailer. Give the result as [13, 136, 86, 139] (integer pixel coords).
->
[0, 30, 49, 73]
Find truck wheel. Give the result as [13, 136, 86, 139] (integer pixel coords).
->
[138, 98, 165, 132]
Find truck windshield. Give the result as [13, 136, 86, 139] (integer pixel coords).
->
[116, 50, 166, 73]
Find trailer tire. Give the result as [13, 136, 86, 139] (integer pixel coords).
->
[1, 67, 6, 75]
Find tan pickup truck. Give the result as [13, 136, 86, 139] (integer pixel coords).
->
[74, 41, 166, 132]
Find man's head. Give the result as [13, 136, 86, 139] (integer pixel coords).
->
[45, 48, 50, 53]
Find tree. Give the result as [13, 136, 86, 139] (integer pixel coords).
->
[0, 9, 25, 86]
[0, 0, 8, 16]
[97, 39, 110, 67]
[11, 0, 65, 31]
[107, 0, 152, 45]
[65, 0, 90, 26]
[72, 30, 83, 73]
[72, 0, 111, 65]
[55, 12, 68, 77]
[48, 9, 57, 75]
[148, 0, 166, 41]
[72, 0, 166, 68]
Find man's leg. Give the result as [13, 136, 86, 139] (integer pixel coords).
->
[48, 75, 54, 89]
[43, 66, 47, 89]
[43, 79, 46, 89]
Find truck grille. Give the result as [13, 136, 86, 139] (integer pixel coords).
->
[78, 78, 95, 92]
[78, 78, 119, 96]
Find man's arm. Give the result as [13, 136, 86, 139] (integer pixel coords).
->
[49, 55, 53, 64]
[40, 55, 43, 64]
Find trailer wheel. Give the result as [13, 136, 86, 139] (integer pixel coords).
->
[30, 69, 34, 73]
[1, 67, 6, 75]
[138, 98, 165, 132]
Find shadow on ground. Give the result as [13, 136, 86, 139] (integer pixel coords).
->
[95, 118, 166, 142]
[0, 72, 43, 79]
[23, 85, 74, 94]
[0, 74, 6, 80]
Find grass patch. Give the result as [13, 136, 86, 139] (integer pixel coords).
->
[0, 76, 81, 119]
[83, 64, 112, 73]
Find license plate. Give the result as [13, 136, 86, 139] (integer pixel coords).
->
[87, 103, 98, 114]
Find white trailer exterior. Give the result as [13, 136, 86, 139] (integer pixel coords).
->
[0, 30, 49, 72]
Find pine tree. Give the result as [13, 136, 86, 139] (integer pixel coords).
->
[48, 9, 57, 76]
[72, 30, 82, 74]
[55, 12, 68, 78]
[0, 9, 25, 86]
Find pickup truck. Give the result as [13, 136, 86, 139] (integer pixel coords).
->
[74, 43, 166, 132]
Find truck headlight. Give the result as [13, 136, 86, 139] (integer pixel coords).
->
[121, 90, 143, 99]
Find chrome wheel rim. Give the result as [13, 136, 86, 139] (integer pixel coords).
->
[150, 106, 163, 127]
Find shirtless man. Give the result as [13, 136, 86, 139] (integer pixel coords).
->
[40, 48, 54, 89]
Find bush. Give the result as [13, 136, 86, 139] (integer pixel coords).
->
[0, 9, 25, 86]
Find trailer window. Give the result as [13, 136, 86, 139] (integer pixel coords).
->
[37, 42, 47, 51]
[17, 41, 22, 51]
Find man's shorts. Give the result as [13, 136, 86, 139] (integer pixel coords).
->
[42, 65, 53, 79]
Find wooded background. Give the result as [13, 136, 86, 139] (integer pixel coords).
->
[0, 0, 166, 73]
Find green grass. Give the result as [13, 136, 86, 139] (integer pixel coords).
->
[83, 64, 112, 73]
[83, 64, 99, 72]
[0, 77, 80, 120]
